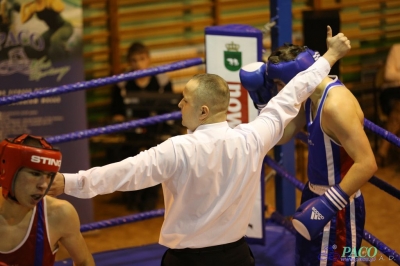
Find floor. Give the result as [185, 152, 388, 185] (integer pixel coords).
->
[55, 151, 400, 266]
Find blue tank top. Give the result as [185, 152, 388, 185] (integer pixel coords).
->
[305, 76, 354, 186]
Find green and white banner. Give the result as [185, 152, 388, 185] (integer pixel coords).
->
[205, 24, 265, 244]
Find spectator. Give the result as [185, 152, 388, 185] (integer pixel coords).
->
[109, 42, 173, 211]
[376, 43, 400, 167]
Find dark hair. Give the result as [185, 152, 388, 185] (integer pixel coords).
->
[18, 136, 43, 148]
[126, 42, 149, 60]
[268, 44, 307, 63]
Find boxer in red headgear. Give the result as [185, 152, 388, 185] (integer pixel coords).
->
[0, 134, 94, 266]
[0, 134, 62, 200]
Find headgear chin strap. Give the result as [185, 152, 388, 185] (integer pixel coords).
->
[0, 134, 62, 199]
[267, 47, 320, 84]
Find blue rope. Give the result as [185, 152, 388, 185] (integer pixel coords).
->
[80, 209, 165, 233]
[364, 118, 400, 148]
[46, 111, 182, 144]
[368, 176, 400, 200]
[269, 211, 297, 235]
[363, 230, 400, 264]
[0, 58, 204, 106]
[264, 155, 305, 191]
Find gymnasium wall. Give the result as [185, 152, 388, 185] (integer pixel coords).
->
[82, 0, 400, 164]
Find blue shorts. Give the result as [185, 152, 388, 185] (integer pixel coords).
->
[295, 183, 365, 266]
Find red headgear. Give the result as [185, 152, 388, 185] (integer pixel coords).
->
[0, 134, 62, 199]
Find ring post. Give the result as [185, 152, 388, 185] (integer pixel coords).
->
[270, 0, 296, 217]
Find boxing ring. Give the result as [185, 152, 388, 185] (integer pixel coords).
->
[1, 55, 400, 265]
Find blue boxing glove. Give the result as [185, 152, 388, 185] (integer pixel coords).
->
[239, 62, 277, 111]
[292, 184, 350, 240]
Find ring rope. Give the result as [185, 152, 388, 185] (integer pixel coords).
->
[296, 131, 400, 200]
[264, 155, 305, 191]
[0, 58, 204, 106]
[80, 209, 165, 233]
[368, 176, 400, 200]
[264, 155, 400, 263]
[46, 111, 181, 144]
[364, 118, 400, 148]
[269, 211, 297, 235]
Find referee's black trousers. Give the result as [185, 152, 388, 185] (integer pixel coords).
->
[161, 237, 255, 266]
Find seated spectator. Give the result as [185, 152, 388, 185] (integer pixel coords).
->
[377, 44, 400, 167]
[109, 42, 173, 211]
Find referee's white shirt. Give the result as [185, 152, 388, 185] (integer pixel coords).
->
[64, 57, 330, 249]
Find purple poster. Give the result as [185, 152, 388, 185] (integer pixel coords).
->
[0, 0, 93, 223]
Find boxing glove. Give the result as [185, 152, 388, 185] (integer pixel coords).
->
[292, 184, 350, 241]
[239, 62, 277, 111]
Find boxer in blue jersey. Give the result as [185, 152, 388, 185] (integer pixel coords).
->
[240, 27, 377, 266]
